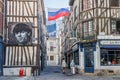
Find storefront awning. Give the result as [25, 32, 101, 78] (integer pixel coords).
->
[101, 45, 120, 48]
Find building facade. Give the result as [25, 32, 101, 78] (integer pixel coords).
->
[46, 37, 59, 66]
[62, 0, 120, 74]
[2, 0, 46, 76]
[0, 0, 4, 76]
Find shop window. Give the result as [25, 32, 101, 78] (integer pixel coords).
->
[100, 49, 120, 66]
[50, 56, 54, 61]
[110, 0, 119, 7]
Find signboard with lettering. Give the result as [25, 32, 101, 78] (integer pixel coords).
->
[98, 35, 120, 39]
[100, 40, 120, 45]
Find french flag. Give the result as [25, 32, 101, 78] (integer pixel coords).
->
[48, 8, 69, 21]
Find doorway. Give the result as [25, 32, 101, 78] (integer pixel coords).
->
[84, 47, 94, 73]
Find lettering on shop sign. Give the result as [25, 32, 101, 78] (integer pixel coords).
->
[100, 40, 120, 45]
[98, 35, 120, 39]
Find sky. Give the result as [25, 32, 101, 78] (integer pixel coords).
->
[44, 0, 70, 22]
[44, 0, 69, 8]
[44, 0, 69, 37]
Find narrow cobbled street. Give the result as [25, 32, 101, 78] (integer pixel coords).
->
[1, 66, 120, 80]
[39, 66, 120, 80]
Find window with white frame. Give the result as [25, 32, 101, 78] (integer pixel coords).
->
[88, 21, 94, 36]
[111, 20, 116, 34]
[82, 20, 94, 39]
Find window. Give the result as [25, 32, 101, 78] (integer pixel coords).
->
[74, 7, 77, 20]
[110, 0, 119, 7]
[82, 20, 94, 39]
[71, 29, 77, 37]
[111, 20, 120, 35]
[111, 20, 116, 33]
[83, 0, 93, 10]
[50, 42, 54, 51]
[50, 56, 54, 61]
[88, 21, 93, 36]
[100, 49, 120, 66]
[83, 22, 88, 38]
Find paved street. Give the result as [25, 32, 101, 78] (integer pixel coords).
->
[0, 66, 120, 80]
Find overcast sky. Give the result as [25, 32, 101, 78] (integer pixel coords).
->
[44, 0, 69, 19]
[44, 0, 69, 8]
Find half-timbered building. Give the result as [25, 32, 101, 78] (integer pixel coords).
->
[0, 0, 4, 76]
[2, 0, 46, 76]
[62, 0, 120, 74]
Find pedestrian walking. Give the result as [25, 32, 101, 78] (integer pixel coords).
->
[61, 58, 67, 74]
[70, 59, 75, 75]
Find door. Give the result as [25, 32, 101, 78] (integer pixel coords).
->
[84, 47, 94, 73]
[0, 37, 3, 76]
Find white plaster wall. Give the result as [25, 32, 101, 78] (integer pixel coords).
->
[94, 42, 101, 69]
[3, 67, 31, 76]
[78, 48, 84, 70]
[47, 54, 59, 66]
[46, 38, 59, 66]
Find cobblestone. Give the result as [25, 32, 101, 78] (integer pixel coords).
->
[0, 66, 120, 80]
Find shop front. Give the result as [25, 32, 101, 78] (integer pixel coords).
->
[99, 40, 120, 66]
[98, 35, 120, 74]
